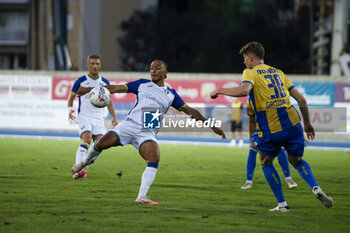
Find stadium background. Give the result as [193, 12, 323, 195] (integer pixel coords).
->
[0, 0, 349, 148]
[1, 2, 349, 232]
[0, 71, 349, 149]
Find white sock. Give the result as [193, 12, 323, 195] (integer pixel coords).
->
[85, 143, 102, 165]
[137, 167, 158, 199]
[285, 176, 292, 181]
[312, 186, 321, 194]
[75, 143, 89, 164]
[278, 201, 288, 208]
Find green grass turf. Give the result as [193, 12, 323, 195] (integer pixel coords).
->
[0, 138, 349, 233]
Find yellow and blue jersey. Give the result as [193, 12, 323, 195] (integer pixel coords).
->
[231, 101, 242, 121]
[242, 63, 300, 134]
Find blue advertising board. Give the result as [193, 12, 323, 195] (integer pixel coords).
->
[292, 82, 335, 107]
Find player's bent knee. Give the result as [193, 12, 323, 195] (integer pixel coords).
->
[96, 132, 120, 150]
[81, 136, 92, 145]
[139, 141, 160, 163]
[83, 139, 92, 145]
[288, 155, 301, 168]
[142, 151, 160, 163]
[259, 153, 273, 164]
[148, 157, 160, 163]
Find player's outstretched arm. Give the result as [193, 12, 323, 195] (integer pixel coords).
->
[180, 105, 226, 139]
[210, 83, 252, 99]
[290, 88, 315, 140]
[77, 84, 127, 96]
[77, 87, 93, 96]
[104, 85, 127, 94]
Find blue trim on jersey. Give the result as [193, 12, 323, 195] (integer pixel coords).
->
[248, 89, 257, 115]
[101, 77, 110, 85]
[277, 107, 292, 130]
[148, 162, 159, 169]
[71, 76, 87, 94]
[168, 88, 186, 110]
[127, 95, 139, 116]
[248, 97, 257, 115]
[241, 80, 254, 87]
[78, 96, 81, 114]
[288, 85, 295, 91]
[126, 79, 150, 94]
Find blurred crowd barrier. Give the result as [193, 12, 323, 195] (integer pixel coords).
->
[0, 71, 349, 142]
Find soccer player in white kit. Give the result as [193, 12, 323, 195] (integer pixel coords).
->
[71, 60, 226, 205]
[68, 54, 117, 179]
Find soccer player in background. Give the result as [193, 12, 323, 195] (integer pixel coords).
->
[228, 100, 244, 147]
[211, 42, 333, 212]
[71, 60, 226, 205]
[241, 98, 298, 190]
[68, 54, 117, 180]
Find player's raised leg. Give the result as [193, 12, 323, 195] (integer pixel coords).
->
[277, 149, 297, 188]
[135, 141, 159, 205]
[289, 155, 333, 208]
[71, 131, 120, 173]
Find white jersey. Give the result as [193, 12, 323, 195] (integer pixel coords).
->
[124, 79, 186, 132]
[71, 74, 110, 120]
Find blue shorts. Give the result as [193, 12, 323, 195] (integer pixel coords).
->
[256, 123, 304, 158]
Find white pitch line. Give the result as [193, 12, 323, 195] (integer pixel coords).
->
[1, 134, 349, 151]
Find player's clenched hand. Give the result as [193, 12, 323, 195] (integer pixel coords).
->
[68, 108, 75, 121]
[210, 90, 219, 99]
[304, 123, 315, 140]
[212, 127, 226, 139]
[112, 118, 118, 126]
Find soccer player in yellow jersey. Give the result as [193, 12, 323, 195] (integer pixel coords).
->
[229, 100, 244, 147]
[211, 42, 333, 212]
[241, 98, 298, 190]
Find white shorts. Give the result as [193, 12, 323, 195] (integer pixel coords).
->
[77, 115, 107, 137]
[109, 119, 158, 151]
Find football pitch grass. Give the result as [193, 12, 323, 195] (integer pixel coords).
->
[0, 138, 349, 233]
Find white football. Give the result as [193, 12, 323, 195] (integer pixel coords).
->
[89, 86, 111, 108]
